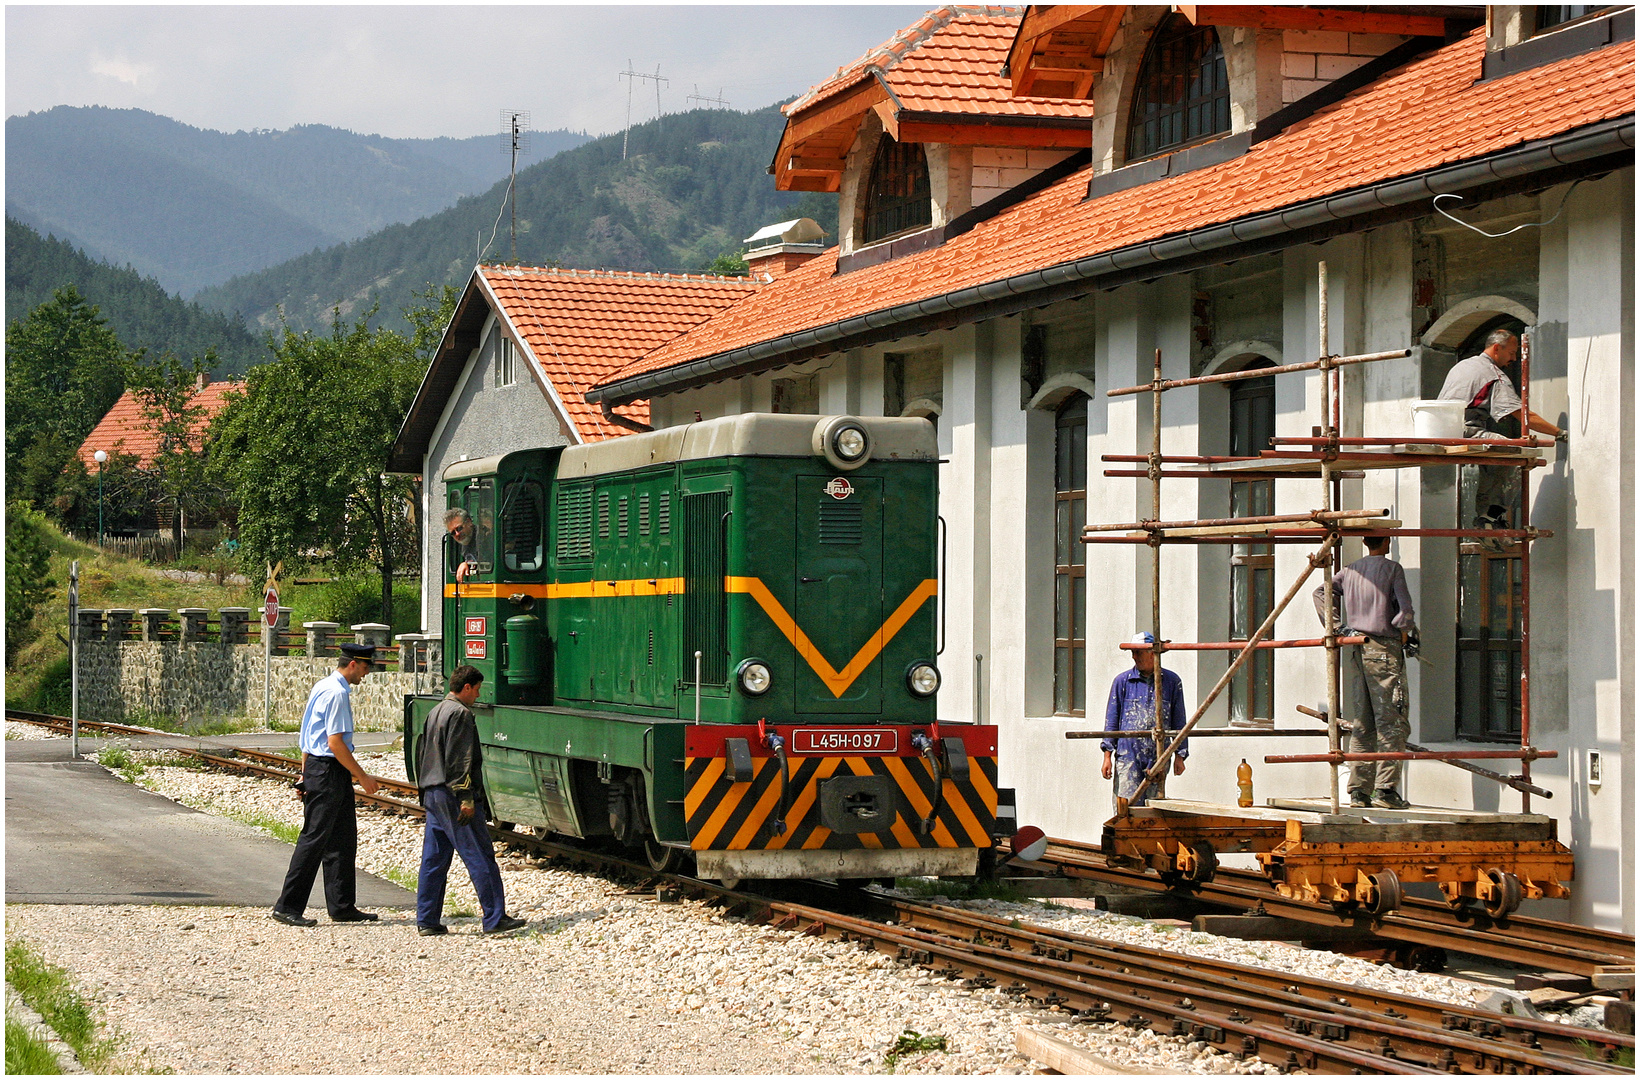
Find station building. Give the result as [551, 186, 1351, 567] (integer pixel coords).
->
[396, 5, 1636, 930]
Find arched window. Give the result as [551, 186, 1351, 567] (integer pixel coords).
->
[861, 136, 931, 244]
[1126, 14, 1230, 161]
[1228, 361, 1276, 726]
[1053, 394, 1088, 716]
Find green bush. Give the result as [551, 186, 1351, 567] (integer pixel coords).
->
[6, 503, 57, 664]
[303, 575, 421, 635]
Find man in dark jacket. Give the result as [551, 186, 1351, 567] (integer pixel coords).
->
[415, 665, 525, 936]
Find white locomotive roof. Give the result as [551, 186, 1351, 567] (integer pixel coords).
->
[557, 413, 936, 480]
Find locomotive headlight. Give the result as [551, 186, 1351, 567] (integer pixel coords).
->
[737, 659, 773, 696]
[833, 424, 868, 462]
[907, 662, 941, 697]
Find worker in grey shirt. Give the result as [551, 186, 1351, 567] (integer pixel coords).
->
[1437, 329, 1567, 537]
[1314, 536, 1417, 809]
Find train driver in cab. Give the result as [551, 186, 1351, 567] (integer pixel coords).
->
[444, 508, 478, 582]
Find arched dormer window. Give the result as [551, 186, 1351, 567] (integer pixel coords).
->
[861, 136, 931, 245]
[1126, 14, 1230, 161]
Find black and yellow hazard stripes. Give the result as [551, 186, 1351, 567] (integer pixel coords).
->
[683, 746, 997, 852]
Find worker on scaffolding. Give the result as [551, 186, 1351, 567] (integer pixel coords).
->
[1437, 328, 1567, 542]
[1101, 632, 1188, 809]
[1314, 536, 1417, 809]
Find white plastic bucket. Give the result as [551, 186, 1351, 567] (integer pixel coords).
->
[1410, 399, 1464, 440]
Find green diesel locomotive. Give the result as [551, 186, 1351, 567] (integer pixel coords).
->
[405, 413, 999, 882]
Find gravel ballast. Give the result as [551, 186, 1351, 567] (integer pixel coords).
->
[3, 727, 1583, 1073]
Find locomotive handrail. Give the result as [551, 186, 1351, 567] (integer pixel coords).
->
[937, 515, 947, 657]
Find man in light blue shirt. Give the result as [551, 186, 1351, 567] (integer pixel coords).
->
[272, 643, 382, 926]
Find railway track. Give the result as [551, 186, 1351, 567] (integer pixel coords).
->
[1019, 836, 1635, 978]
[12, 709, 1634, 1071]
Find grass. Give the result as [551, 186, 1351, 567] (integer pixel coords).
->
[221, 809, 302, 846]
[883, 1029, 947, 1072]
[5, 938, 117, 1071]
[894, 876, 1031, 903]
[93, 742, 145, 784]
[4, 518, 422, 717]
[6, 1016, 64, 1074]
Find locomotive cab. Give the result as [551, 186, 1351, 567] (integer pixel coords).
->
[407, 415, 998, 881]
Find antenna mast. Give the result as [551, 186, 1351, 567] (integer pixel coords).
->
[500, 110, 530, 264]
[619, 61, 668, 160]
[687, 85, 731, 110]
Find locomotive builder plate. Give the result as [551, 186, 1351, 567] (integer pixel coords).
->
[792, 727, 898, 755]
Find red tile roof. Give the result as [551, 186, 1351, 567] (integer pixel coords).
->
[787, 6, 1094, 121]
[478, 266, 763, 440]
[606, 30, 1634, 389]
[76, 382, 241, 469]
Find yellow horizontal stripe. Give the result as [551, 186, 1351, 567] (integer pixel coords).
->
[445, 577, 684, 599]
[726, 576, 938, 698]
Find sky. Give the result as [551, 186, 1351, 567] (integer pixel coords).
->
[5, 4, 929, 140]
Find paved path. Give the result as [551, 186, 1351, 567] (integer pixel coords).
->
[5, 740, 412, 910]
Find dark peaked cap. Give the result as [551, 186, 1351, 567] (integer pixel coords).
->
[339, 643, 376, 661]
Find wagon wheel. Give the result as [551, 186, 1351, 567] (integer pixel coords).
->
[1365, 869, 1403, 916]
[1443, 891, 1474, 911]
[1483, 869, 1523, 918]
[644, 837, 691, 875]
[1182, 840, 1219, 884]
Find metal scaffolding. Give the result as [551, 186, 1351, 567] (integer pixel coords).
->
[1072, 262, 1555, 817]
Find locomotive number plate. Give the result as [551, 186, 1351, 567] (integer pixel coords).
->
[464, 638, 487, 659]
[465, 617, 486, 636]
[792, 728, 899, 755]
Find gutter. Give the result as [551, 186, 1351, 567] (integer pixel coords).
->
[589, 116, 1634, 408]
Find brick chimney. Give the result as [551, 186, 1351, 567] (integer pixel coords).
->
[743, 217, 827, 279]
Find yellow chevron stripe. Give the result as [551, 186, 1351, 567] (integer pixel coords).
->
[943, 775, 992, 847]
[692, 759, 762, 850]
[730, 761, 792, 851]
[882, 756, 957, 847]
[768, 758, 842, 850]
[726, 576, 938, 698]
[683, 756, 726, 819]
[445, 578, 685, 599]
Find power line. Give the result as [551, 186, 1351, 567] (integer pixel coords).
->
[619, 61, 668, 160]
[687, 85, 730, 110]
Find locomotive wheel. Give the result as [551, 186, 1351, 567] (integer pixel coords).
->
[1365, 869, 1403, 916]
[644, 837, 690, 874]
[1181, 841, 1218, 884]
[1444, 891, 1474, 911]
[1483, 869, 1523, 918]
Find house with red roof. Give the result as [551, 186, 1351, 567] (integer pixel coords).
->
[395, 5, 1634, 927]
[389, 263, 762, 627]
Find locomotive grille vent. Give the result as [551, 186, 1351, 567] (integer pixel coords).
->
[818, 501, 863, 544]
[618, 496, 630, 538]
[557, 485, 594, 560]
[658, 493, 671, 534]
[639, 493, 651, 536]
[682, 491, 730, 684]
[597, 491, 611, 539]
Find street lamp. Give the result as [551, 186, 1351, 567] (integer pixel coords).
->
[93, 449, 107, 547]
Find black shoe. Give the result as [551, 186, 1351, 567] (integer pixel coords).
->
[417, 924, 448, 936]
[482, 915, 527, 935]
[1348, 791, 1372, 808]
[270, 909, 316, 927]
[330, 908, 379, 923]
[1373, 789, 1411, 810]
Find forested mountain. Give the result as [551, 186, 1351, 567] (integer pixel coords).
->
[5, 106, 588, 295]
[196, 106, 839, 335]
[6, 217, 263, 375]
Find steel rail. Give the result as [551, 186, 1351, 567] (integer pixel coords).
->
[877, 898, 1632, 1070]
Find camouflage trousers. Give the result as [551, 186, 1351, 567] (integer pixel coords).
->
[1345, 636, 1409, 795]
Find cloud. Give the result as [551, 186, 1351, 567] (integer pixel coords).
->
[89, 53, 157, 89]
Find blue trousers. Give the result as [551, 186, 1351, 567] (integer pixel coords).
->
[416, 786, 507, 930]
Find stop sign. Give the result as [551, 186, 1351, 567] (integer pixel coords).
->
[264, 588, 280, 627]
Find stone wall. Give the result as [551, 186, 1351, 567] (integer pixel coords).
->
[76, 642, 440, 731]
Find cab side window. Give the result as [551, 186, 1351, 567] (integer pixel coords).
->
[502, 480, 545, 572]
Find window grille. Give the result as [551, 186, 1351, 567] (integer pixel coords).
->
[861, 136, 932, 245]
[1127, 15, 1230, 161]
[556, 485, 594, 561]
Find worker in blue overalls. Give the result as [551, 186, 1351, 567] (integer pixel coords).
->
[1101, 632, 1188, 809]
